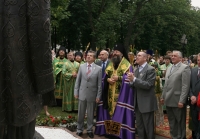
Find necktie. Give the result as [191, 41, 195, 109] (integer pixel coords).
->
[198, 68, 200, 79]
[102, 62, 105, 77]
[170, 65, 175, 73]
[87, 64, 91, 76]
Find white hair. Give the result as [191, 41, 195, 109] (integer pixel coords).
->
[173, 50, 182, 58]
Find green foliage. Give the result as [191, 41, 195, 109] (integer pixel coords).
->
[51, 0, 70, 27]
[51, 0, 200, 56]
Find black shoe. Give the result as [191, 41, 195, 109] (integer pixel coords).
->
[76, 132, 83, 136]
[135, 128, 138, 135]
[104, 134, 110, 138]
[105, 135, 119, 139]
[87, 132, 94, 138]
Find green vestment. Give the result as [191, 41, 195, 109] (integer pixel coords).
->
[160, 63, 172, 111]
[105, 57, 131, 116]
[79, 61, 85, 65]
[160, 63, 172, 85]
[62, 60, 80, 111]
[53, 57, 67, 99]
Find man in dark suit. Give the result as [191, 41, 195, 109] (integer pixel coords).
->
[74, 50, 102, 138]
[189, 53, 200, 139]
[161, 50, 190, 139]
[95, 50, 110, 75]
[95, 50, 109, 116]
[127, 51, 157, 139]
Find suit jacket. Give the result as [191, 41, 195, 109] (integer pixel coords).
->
[190, 67, 200, 97]
[133, 64, 158, 113]
[95, 59, 110, 68]
[162, 63, 191, 107]
[74, 63, 102, 102]
[189, 67, 200, 131]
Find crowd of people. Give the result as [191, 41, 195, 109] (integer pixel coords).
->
[52, 45, 200, 139]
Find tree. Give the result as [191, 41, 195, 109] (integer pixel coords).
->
[51, 0, 200, 56]
[51, 0, 70, 51]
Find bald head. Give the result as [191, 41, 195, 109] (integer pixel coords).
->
[140, 52, 147, 59]
[100, 50, 109, 62]
[136, 52, 148, 66]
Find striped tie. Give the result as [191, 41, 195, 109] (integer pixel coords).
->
[87, 64, 91, 76]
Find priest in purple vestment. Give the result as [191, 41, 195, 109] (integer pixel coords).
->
[95, 44, 135, 139]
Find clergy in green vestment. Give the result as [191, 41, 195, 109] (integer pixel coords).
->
[160, 55, 172, 112]
[75, 51, 85, 65]
[53, 47, 68, 106]
[106, 56, 131, 116]
[160, 55, 172, 79]
[150, 61, 162, 77]
[62, 52, 80, 111]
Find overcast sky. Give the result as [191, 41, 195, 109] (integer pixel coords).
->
[191, 0, 200, 7]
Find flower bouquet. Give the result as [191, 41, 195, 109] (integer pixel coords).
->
[36, 114, 90, 132]
[36, 115, 77, 131]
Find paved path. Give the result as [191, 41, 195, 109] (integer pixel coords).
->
[34, 126, 169, 139]
[71, 129, 169, 139]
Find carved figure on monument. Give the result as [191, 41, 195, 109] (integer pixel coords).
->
[0, 0, 55, 138]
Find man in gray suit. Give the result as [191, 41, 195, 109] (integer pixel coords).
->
[161, 50, 191, 139]
[189, 53, 200, 139]
[74, 50, 102, 138]
[127, 51, 157, 139]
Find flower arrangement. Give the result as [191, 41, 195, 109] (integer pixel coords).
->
[36, 115, 78, 132]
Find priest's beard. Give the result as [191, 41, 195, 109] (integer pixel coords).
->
[59, 55, 65, 59]
[112, 55, 122, 70]
[75, 59, 81, 63]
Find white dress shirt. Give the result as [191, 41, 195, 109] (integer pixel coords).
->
[130, 62, 147, 83]
[101, 60, 108, 67]
[87, 62, 94, 72]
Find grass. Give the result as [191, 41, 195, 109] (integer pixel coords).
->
[39, 106, 77, 117]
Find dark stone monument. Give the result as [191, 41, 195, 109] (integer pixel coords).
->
[0, 0, 55, 138]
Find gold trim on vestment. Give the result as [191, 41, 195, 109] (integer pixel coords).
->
[104, 120, 121, 136]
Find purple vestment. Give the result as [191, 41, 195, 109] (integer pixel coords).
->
[95, 66, 135, 139]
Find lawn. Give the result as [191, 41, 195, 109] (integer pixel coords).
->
[39, 106, 77, 117]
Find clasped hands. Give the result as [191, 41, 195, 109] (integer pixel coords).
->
[107, 75, 118, 85]
[72, 72, 77, 78]
[191, 96, 197, 105]
[108, 73, 134, 85]
[126, 72, 134, 82]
